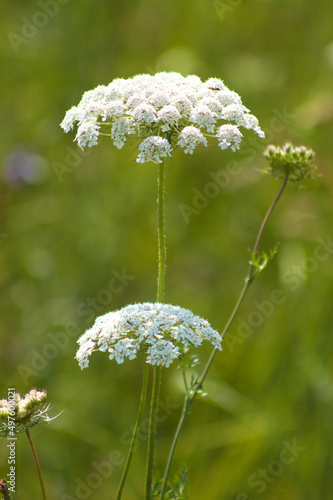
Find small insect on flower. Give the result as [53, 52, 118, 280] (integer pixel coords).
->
[208, 87, 220, 91]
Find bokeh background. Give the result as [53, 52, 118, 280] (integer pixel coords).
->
[1, 1, 333, 498]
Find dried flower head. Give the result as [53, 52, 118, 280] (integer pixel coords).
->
[263, 143, 317, 182]
[75, 302, 222, 369]
[61, 72, 264, 163]
[0, 389, 53, 437]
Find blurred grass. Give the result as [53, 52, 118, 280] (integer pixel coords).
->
[1, 0, 333, 498]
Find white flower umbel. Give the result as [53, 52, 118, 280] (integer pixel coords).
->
[76, 302, 222, 369]
[61, 72, 265, 162]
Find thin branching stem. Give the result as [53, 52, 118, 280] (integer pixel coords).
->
[156, 159, 166, 304]
[146, 365, 162, 499]
[25, 428, 47, 500]
[249, 171, 289, 281]
[159, 392, 190, 500]
[159, 172, 290, 499]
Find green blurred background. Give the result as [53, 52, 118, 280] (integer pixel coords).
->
[1, 0, 333, 498]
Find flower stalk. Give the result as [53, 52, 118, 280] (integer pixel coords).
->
[25, 428, 47, 500]
[160, 171, 290, 498]
[157, 160, 166, 303]
[145, 160, 166, 499]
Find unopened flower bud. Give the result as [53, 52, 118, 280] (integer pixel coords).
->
[263, 142, 317, 182]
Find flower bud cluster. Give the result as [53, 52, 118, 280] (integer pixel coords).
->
[0, 389, 51, 436]
[263, 143, 317, 182]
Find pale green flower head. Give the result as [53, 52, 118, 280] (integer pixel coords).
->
[0, 389, 52, 437]
[263, 142, 317, 182]
[61, 72, 265, 163]
[75, 302, 222, 369]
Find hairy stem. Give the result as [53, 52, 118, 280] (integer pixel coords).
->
[249, 172, 289, 275]
[156, 160, 166, 304]
[159, 392, 190, 499]
[146, 365, 162, 499]
[145, 160, 166, 499]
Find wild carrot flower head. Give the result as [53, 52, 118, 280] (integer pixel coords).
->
[263, 143, 317, 182]
[75, 302, 222, 369]
[61, 72, 264, 163]
[0, 389, 52, 437]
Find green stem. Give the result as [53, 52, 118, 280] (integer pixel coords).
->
[25, 428, 47, 500]
[146, 365, 162, 499]
[197, 171, 289, 385]
[248, 171, 289, 281]
[145, 160, 166, 499]
[157, 160, 166, 304]
[159, 172, 290, 499]
[116, 361, 149, 500]
[159, 393, 190, 500]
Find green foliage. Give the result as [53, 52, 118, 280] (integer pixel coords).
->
[248, 244, 280, 282]
[1, 1, 333, 499]
[154, 467, 190, 500]
[178, 354, 200, 372]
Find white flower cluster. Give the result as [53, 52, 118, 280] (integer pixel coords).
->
[75, 302, 222, 369]
[61, 72, 265, 163]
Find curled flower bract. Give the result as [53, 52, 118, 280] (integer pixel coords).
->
[0, 389, 52, 437]
[75, 302, 222, 369]
[61, 72, 265, 163]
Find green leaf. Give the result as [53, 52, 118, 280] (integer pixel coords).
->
[248, 243, 279, 281]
